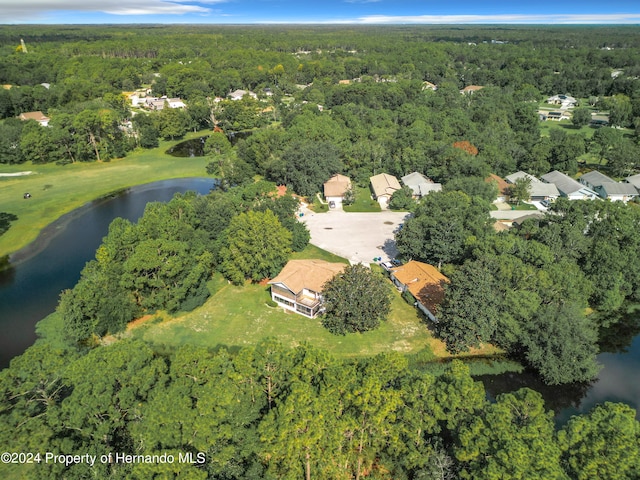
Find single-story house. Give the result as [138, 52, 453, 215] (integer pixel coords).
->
[486, 174, 510, 203]
[18, 111, 50, 127]
[579, 170, 638, 202]
[370, 173, 402, 208]
[323, 174, 352, 207]
[401, 172, 442, 198]
[546, 94, 577, 108]
[389, 261, 449, 322]
[625, 174, 640, 192]
[505, 171, 560, 201]
[541, 170, 599, 200]
[145, 96, 186, 110]
[545, 111, 571, 121]
[460, 85, 484, 94]
[268, 260, 346, 318]
[228, 89, 258, 101]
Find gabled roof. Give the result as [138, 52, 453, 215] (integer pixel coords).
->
[370, 173, 401, 198]
[600, 182, 639, 196]
[268, 260, 346, 295]
[461, 85, 484, 94]
[626, 174, 640, 189]
[579, 170, 615, 188]
[542, 170, 597, 197]
[323, 174, 352, 198]
[506, 171, 539, 184]
[391, 261, 449, 315]
[506, 171, 559, 198]
[401, 172, 441, 196]
[486, 174, 509, 196]
[19, 111, 49, 122]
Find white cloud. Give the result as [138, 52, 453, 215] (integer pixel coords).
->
[356, 13, 640, 24]
[2, 0, 226, 21]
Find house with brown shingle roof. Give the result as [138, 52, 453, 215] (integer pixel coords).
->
[268, 260, 346, 318]
[486, 174, 510, 203]
[18, 111, 50, 126]
[390, 261, 449, 322]
[370, 173, 401, 208]
[460, 85, 484, 94]
[323, 174, 352, 207]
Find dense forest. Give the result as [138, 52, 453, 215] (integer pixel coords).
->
[1, 25, 640, 479]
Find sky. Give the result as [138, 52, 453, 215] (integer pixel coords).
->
[2, 0, 640, 25]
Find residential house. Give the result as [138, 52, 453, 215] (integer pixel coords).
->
[145, 96, 186, 110]
[626, 174, 640, 192]
[546, 94, 577, 108]
[579, 170, 638, 202]
[389, 261, 449, 322]
[460, 85, 484, 94]
[228, 89, 258, 101]
[505, 171, 560, 201]
[18, 111, 50, 127]
[545, 111, 571, 121]
[401, 172, 442, 199]
[541, 170, 598, 200]
[486, 174, 510, 203]
[323, 174, 352, 208]
[370, 173, 402, 208]
[268, 260, 346, 318]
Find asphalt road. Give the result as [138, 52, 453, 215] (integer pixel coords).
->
[298, 207, 409, 265]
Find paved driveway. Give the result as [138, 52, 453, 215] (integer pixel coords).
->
[298, 207, 409, 264]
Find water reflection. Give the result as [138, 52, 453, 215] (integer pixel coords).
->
[479, 310, 640, 422]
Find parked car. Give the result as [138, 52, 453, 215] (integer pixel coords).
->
[329, 201, 336, 209]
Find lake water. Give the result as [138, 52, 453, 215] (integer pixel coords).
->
[0, 177, 638, 421]
[0, 178, 214, 368]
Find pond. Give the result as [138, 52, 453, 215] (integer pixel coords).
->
[0, 178, 638, 422]
[0, 178, 214, 368]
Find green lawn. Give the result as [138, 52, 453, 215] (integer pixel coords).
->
[343, 186, 381, 212]
[0, 132, 211, 258]
[128, 271, 435, 359]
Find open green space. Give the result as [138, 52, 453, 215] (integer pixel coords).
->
[0, 132, 210, 258]
[343, 185, 381, 212]
[127, 270, 435, 359]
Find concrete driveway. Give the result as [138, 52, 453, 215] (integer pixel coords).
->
[298, 207, 409, 265]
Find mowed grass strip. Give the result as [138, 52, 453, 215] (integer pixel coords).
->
[0, 132, 210, 257]
[132, 272, 435, 359]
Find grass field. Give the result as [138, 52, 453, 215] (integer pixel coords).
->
[343, 186, 381, 212]
[0, 132, 210, 257]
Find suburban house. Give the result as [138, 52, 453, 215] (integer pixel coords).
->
[626, 174, 640, 193]
[144, 96, 186, 110]
[541, 170, 599, 200]
[401, 172, 442, 199]
[18, 111, 50, 126]
[505, 171, 560, 201]
[546, 94, 577, 108]
[580, 170, 639, 203]
[460, 85, 484, 94]
[545, 111, 571, 121]
[228, 89, 258, 101]
[323, 174, 352, 207]
[486, 174, 510, 203]
[268, 260, 346, 318]
[370, 173, 402, 208]
[389, 261, 449, 322]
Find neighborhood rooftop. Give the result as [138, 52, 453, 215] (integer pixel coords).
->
[268, 260, 345, 295]
[542, 170, 594, 196]
[323, 174, 352, 198]
[579, 170, 615, 187]
[390, 261, 449, 318]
